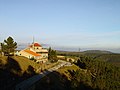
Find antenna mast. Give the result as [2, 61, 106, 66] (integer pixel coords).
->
[33, 36, 34, 44]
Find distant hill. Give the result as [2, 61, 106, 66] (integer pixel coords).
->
[57, 50, 120, 67]
[83, 50, 113, 54]
[56, 50, 113, 57]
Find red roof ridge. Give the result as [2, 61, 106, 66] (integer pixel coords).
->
[33, 42, 42, 47]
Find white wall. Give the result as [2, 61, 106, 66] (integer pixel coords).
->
[18, 50, 41, 60]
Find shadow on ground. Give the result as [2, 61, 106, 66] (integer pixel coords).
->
[0, 56, 37, 90]
[32, 70, 94, 90]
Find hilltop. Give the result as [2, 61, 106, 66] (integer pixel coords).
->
[0, 55, 57, 90]
[57, 50, 113, 57]
[0, 55, 42, 89]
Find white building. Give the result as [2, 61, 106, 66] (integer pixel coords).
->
[18, 42, 48, 63]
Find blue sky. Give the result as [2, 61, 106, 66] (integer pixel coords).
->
[0, 0, 120, 52]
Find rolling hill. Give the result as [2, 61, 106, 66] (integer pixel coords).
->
[83, 50, 112, 54]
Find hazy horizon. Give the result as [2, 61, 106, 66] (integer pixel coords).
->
[0, 0, 120, 53]
[16, 42, 120, 53]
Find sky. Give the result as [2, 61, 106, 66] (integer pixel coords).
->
[0, 0, 120, 52]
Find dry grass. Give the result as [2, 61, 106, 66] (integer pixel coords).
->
[0, 56, 8, 64]
[12, 56, 40, 73]
[0, 56, 58, 74]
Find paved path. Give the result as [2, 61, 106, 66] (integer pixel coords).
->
[15, 60, 71, 90]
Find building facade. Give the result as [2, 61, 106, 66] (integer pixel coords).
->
[18, 42, 48, 63]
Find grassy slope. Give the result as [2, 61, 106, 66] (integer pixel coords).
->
[0, 56, 40, 73]
[0, 56, 58, 73]
[12, 56, 40, 73]
[0, 55, 42, 89]
[0, 55, 58, 90]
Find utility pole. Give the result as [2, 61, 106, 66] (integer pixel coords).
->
[79, 48, 81, 52]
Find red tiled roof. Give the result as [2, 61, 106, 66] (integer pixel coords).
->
[34, 43, 41, 47]
[24, 50, 41, 56]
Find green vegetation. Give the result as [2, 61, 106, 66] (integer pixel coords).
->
[1, 36, 17, 56]
[56, 51, 120, 90]
[56, 65, 79, 80]
[73, 56, 120, 90]
[93, 54, 120, 67]
[48, 47, 58, 62]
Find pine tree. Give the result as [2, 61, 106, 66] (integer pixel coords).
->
[1, 36, 17, 56]
[48, 47, 58, 62]
[48, 47, 52, 60]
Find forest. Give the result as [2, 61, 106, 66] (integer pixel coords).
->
[72, 56, 120, 90]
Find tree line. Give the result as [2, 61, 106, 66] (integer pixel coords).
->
[70, 56, 120, 90]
